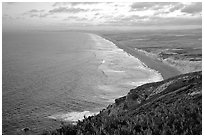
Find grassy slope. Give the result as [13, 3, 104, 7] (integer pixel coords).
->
[45, 71, 202, 135]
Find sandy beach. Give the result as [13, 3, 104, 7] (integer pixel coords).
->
[100, 35, 181, 80]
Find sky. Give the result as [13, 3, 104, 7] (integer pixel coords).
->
[2, 2, 202, 31]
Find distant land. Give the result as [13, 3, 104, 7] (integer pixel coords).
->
[98, 29, 202, 75]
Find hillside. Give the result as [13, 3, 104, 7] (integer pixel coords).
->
[45, 71, 202, 135]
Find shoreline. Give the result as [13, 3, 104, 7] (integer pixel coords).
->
[47, 32, 164, 125]
[97, 34, 181, 80]
[91, 33, 164, 80]
[48, 32, 180, 125]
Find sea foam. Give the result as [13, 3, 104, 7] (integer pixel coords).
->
[48, 111, 99, 123]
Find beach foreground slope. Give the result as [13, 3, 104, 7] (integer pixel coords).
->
[46, 71, 202, 135]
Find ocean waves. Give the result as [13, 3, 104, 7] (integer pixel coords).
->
[48, 33, 163, 123]
[90, 34, 163, 92]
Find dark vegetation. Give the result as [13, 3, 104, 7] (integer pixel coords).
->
[45, 71, 202, 135]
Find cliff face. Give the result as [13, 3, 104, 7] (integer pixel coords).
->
[103, 71, 201, 117]
[48, 71, 202, 135]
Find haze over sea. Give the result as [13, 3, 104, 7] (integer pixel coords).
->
[2, 31, 163, 134]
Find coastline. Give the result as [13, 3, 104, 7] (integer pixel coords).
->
[97, 34, 181, 80]
[45, 31, 202, 134]
[46, 32, 182, 130]
[47, 32, 164, 127]
[91, 33, 164, 80]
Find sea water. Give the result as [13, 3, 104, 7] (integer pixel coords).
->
[2, 31, 163, 134]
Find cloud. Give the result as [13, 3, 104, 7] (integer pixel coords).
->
[94, 13, 100, 16]
[52, 2, 66, 7]
[28, 9, 45, 13]
[27, 13, 50, 18]
[49, 7, 88, 13]
[3, 2, 202, 29]
[153, 3, 185, 16]
[4, 2, 17, 5]
[181, 3, 202, 14]
[131, 2, 155, 10]
[100, 12, 201, 27]
[169, 3, 184, 12]
[130, 2, 173, 11]
[70, 2, 99, 6]
[130, 2, 189, 13]
[52, 2, 99, 7]
[23, 9, 50, 18]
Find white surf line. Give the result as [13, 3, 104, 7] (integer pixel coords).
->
[48, 111, 99, 124]
[90, 33, 163, 82]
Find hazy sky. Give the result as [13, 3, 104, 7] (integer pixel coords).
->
[2, 2, 202, 31]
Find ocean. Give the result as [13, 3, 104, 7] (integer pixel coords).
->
[2, 31, 163, 134]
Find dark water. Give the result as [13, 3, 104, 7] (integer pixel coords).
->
[2, 31, 162, 134]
